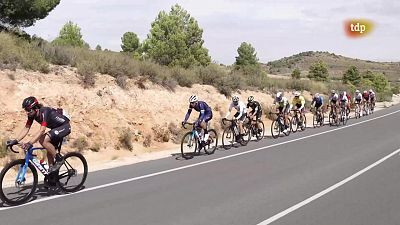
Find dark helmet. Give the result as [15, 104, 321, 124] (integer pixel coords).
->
[22, 96, 39, 110]
[248, 96, 254, 102]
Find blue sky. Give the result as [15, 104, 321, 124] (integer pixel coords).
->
[25, 0, 400, 64]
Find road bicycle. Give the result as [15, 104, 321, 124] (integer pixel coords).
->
[354, 102, 362, 119]
[312, 107, 324, 128]
[0, 140, 88, 206]
[181, 122, 218, 159]
[221, 118, 250, 150]
[270, 112, 290, 139]
[244, 115, 265, 141]
[339, 102, 349, 125]
[290, 109, 306, 133]
[328, 104, 340, 126]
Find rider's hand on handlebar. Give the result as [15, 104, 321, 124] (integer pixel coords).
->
[6, 139, 18, 146]
[181, 121, 186, 127]
[21, 142, 33, 151]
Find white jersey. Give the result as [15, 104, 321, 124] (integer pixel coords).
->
[329, 93, 339, 102]
[354, 93, 362, 101]
[226, 101, 247, 118]
[369, 91, 376, 98]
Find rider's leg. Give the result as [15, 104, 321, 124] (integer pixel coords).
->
[39, 134, 58, 166]
[200, 120, 208, 142]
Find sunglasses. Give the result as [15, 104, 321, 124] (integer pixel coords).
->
[24, 108, 34, 113]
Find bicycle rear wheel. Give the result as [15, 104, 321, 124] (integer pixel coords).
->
[181, 132, 197, 159]
[0, 159, 38, 205]
[301, 116, 307, 131]
[222, 127, 234, 150]
[58, 152, 88, 192]
[204, 129, 218, 155]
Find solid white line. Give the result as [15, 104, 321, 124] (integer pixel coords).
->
[1, 109, 400, 211]
[256, 147, 400, 225]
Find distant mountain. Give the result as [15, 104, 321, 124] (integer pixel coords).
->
[263, 51, 400, 82]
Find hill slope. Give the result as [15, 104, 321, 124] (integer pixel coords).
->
[264, 51, 400, 81]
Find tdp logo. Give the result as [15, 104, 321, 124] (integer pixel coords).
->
[344, 19, 374, 38]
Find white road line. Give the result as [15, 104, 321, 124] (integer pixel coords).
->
[1, 109, 400, 211]
[256, 147, 400, 225]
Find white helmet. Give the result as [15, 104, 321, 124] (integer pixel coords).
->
[294, 91, 300, 97]
[369, 89, 373, 93]
[314, 93, 319, 98]
[355, 90, 360, 93]
[331, 90, 336, 94]
[189, 95, 198, 103]
[276, 92, 282, 101]
[232, 96, 239, 102]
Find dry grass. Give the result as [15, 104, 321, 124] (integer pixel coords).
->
[72, 136, 88, 152]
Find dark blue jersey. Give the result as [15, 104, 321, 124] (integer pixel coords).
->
[184, 101, 212, 122]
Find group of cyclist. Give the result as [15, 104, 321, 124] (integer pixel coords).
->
[182, 88, 376, 142]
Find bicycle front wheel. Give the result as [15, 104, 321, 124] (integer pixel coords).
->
[0, 159, 38, 205]
[271, 120, 280, 139]
[222, 127, 234, 150]
[181, 132, 197, 159]
[290, 116, 299, 133]
[255, 121, 265, 141]
[58, 152, 88, 192]
[204, 129, 218, 155]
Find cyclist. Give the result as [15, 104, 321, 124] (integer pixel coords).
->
[246, 96, 263, 134]
[329, 90, 339, 116]
[6, 96, 70, 173]
[311, 93, 324, 121]
[369, 89, 376, 112]
[354, 90, 362, 112]
[362, 90, 370, 114]
[225, 96, 247, 141]
[291, 91, 306, 129]
[339, 91, 350, 117]
[182, 95, 213, 147]
[273, 92, 290, 133]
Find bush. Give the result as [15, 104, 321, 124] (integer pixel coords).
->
[143, 134, 152, 147]
[291, 68, 301, 79]
[0, 138, 7, 158]
[77, 61, 96, 88]
[152, 124, 170, 142]
[73, 136, 88, 152]
[119, 128, 133, 151]
[116, 75, 128, 89]
[89, 142, 101, 152]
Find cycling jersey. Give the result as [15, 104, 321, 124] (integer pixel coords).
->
[226, 101, 247, 119]
[247, 101, 262, 114]
[369, 91, 376, 100]
[292, 96, 305, 109]
[274, 97, 289, 108]
[329, 93, 339, 103]
[311, 96, 323, 108]
[354, 93, 362, 100]
[339, 94, 349, 103]
[363, 92, 369, 101]
[26, 107, 69, 129]
[184, 101, 213, 123]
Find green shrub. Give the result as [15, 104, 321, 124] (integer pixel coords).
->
[77, 61, 96, 88]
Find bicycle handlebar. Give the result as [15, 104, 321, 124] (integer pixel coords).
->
[182, 122, 195, 129]
[7, 144, 19, 154]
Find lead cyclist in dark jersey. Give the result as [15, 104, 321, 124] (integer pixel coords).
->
[182, 95, 213, 147]
[246, 96, 263, 134]
[6, 96, 71, 173]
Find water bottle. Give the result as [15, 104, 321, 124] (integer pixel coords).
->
[40, 159, 49, 171]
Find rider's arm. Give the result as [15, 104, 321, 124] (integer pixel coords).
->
[225, 103, 233, 118]
[15, 118, 33, 141]
[183, 108, 192, 122]
[299, 97, 306, 110]
[28, 125, 46, 144]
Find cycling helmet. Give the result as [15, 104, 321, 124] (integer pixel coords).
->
[331, 90, 336, 94]
[248, 96, 254, 102]
[232, 96, 239, 102]
[294, 91, 300, 97]
[22, 96, 39, 110]
[276, 92, 282, 101]
[363, 90, 368, 94]
[189, 95, 198, 103]
[369, 89, 373, 93]
[314, 93, 319, 98]
[355, 90, 360, 93]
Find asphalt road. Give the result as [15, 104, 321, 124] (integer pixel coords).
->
[1, 105, 400, 225]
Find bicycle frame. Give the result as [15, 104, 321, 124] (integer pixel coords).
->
[16, 147, 48, 184]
